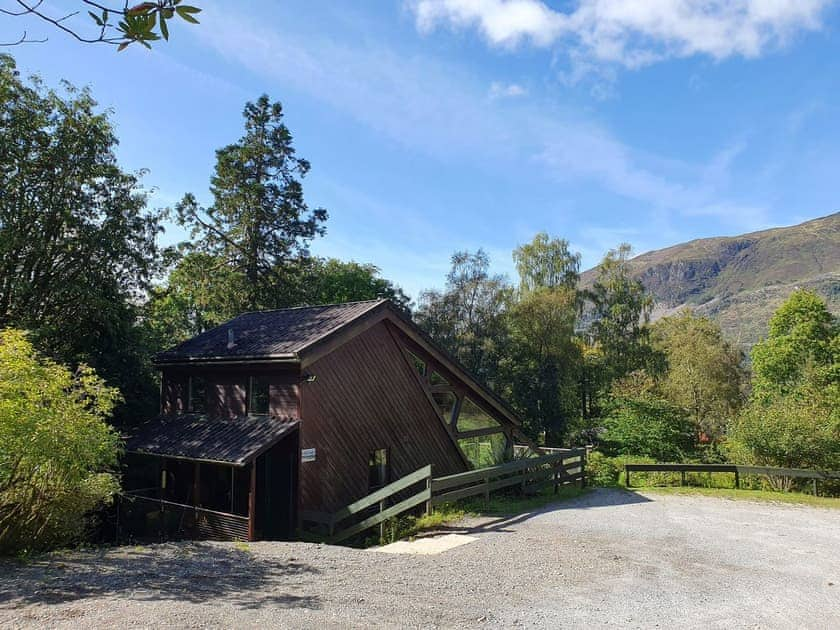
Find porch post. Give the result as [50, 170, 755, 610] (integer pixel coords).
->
[248, 461, 257, 541]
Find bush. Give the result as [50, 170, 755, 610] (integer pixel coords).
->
[0, 329, 122, 555]
[601, 395, 696, 462]
[586, 451, 621, 486]
[725, 374, 839, 475]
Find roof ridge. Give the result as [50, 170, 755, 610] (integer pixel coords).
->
[234, 298, 387, 318]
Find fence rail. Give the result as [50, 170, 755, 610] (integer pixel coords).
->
[624, 463, 840, 490]
[119, 492, 250, 541]
[301, 448, 588, 544]
[301, 464, 433, 544]
[431, 448, 585, 506]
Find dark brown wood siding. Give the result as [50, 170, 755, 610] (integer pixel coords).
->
[298, 321, 467, 513]
[159, 366, 300, 420]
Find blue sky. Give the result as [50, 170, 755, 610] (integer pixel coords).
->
[4, 1, 840, 299]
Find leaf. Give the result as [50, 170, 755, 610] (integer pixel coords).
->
[179, 5, 201, 13]
[175, 5, 201, 23]
[160, 16, 169, 40]
[117, 42, 130, 52]
[88, 11, 103, 26]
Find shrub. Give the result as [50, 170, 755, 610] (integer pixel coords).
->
[601, 395, 696, 462]
[586, 451, 621, 486]
[0, 329, 122, 555]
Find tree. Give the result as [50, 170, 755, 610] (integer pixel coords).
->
[1, 1, 200, 49]
[651, 312, 744, 443]
[499, 233, 584, 444]
[501, 286, 581, 444]
[587, 243, 653, 380]
[751, 289, 837, 396]
[725, 291, 839, 481]
[0, 329, 122, 554]
[725, 370, 839, 480]
[302, 258, 410, 313]
[177, 95, 327, 312]
[512, 232, 580, 294]
[416, 250, 511, 386]
[0, 54, 163, 424]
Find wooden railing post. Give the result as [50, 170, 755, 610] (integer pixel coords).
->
[425, 472, 432, 516]
[626, 466, 631, 488]
[379, 499, 386, 540]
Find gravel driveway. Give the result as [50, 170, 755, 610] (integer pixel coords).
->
[1, 489, 838, 629]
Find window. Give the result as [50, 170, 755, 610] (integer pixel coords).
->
[432, 391, 457, 424]
[407, 351, 426, 377]
[456, 397, 502, 431]
[248, 376, 270, 415]
[368, 448, 389, 489]
[188, 376, 206, 414]
[429, 371, 449, 386]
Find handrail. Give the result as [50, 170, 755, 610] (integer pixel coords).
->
[122, 492, 249, 522]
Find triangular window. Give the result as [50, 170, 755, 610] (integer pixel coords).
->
[456, 397, 501, 431]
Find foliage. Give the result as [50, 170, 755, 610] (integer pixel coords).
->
[0, 330, 122, 555]
[177, 95, 327, 313]
[725, 291, 839, 479]
[601, 387, 696, 461]
[650, 312, 744, 442]
[750, 289, 837, 397]
[586, 451, 621, 486]
[501, 285, 581, 443]
[302, 258, 410, 313]
[513, 232, 580, 294]
[1, 1, 201, 49]
[587, 243, 653, 381]
[416, 250, 512, 386]
[724, 372, 839, 473]
[0, 54, 162, 424]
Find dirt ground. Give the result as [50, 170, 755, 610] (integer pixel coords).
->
[1, 489, 838, 629]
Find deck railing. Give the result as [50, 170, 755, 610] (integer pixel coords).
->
[118, 492, 250, 542]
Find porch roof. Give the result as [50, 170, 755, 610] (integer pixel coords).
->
[125, 414, 299, 467]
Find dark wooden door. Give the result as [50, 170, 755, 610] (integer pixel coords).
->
[255, 431, 299, 540]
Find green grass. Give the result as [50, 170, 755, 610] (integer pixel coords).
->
[637, 485, 840, 509]
[456, 485, 589, 516]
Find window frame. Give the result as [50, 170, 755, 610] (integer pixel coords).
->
[187, 375, 206, 414]
[248, 375, 270, 416]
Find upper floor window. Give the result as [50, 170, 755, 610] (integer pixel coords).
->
[248, 376, 270, 415]
[188, 376, 206, 414]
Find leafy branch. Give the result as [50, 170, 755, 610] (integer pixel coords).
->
[0, 0, 201, 49]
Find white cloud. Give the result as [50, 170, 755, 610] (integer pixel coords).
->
[489, 81, 528, 98]
[411, 0, 830, 69]
[192, 6, 772, 286]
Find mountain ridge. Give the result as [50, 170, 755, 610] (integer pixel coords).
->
[580, 212, 840, 349]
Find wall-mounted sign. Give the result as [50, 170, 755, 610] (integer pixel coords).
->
[301, 448, 316, 462]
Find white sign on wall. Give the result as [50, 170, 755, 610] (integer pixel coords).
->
[301, 448, 316, 462]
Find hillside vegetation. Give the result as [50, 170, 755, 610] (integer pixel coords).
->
[581, 213, 840, 348]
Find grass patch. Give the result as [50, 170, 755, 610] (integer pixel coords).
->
[457, 484, 589, 516]
[637, 485, 840, 509]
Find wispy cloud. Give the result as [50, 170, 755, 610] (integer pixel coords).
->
[489, 81, 528, 98]
[191, 5, 773, 283]
[412, 0, 830, 71]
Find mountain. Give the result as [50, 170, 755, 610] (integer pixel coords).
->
[580, 212, 840, 350]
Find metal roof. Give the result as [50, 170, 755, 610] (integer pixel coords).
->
[154, 300, 385, 364]
[125, 414, 299, 466]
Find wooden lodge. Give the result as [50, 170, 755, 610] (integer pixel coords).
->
[121, 299, 536, 542]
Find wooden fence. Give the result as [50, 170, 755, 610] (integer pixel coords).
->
[303, 448, 587, 544]
[625, 463, 840, 493]
[431, 448, 585, 506]
[301, 464, 433, 544]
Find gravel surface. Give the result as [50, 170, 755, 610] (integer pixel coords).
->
[1, 489, 838, 629]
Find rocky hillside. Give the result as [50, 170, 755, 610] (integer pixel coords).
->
[580, 212, 840, 349]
